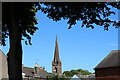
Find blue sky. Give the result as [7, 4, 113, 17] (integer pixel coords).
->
[1, 7, 119, 73]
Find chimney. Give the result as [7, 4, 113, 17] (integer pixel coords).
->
[34, 63, 39, 75]
[43, 67, 45, 71]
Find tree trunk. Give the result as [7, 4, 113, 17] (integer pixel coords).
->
[7, 3, 22, 80]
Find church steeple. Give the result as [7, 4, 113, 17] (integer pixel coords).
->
[53, 36, 60, 62]
[52, 36, 62, 75]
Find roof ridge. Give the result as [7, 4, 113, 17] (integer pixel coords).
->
[23, 66, 34, 69]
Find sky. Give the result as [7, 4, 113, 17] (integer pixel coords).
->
[1, 6, 119, 73]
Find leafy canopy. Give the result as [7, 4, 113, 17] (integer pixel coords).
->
[63, 69, 93, 77]
[2, 2, 120, 46]
[40, 2, 120, 29]
[2, 3, 40, 46]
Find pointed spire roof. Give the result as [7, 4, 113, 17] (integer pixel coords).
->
[53, 36, 60, 62]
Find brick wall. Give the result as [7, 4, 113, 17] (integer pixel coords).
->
[95, 67, 120, 80]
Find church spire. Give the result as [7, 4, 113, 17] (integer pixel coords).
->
[53, 36, 60, 62]
[52, 36, 62, 75]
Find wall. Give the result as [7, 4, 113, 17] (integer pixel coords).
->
[0, 51, 2, 80]
[2, 52, 8, 79]
[95, 67, 120, 80]
[0, 50, 8, 79]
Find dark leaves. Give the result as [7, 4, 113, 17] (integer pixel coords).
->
[108, 2, 120, 9]
[40, 2, 119, 30]
[86, 25, 94, 29]
[113, 21, 120, 28]
[2, 2, 119, 46]
[104, 23, 110, 31]
[2, 25, 9, 46]
[2, 2, 39, 46]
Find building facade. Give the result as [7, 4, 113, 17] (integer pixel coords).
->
[0, 37, 62, 79]
[52, 36, 62, 76]
[0, 50, 8, 80]
[95, 50, 120, 80]
[0, 50, 52, 79]
[22, 64, 52, 79]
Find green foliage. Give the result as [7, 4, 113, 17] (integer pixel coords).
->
[80, 70, 92, 75]
[2, 2, 40, 46]
[40, 2, 120, 30]
[2, 2, 120, 46]
[47, 75, 68, 80]
[63, 69, 93, 77]
[63, 71, 73, 77]
[70, 70, 78, 75]
[93, 72, 95, 74]
[77, 69, 84, 72]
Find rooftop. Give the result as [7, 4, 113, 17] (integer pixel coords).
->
[95, 50, 120, 69]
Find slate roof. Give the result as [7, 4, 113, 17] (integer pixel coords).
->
[23, 67, 52, 78]
[23, 67, 34, 77]
[37, 69, 51, 78]
[95, 50, 120, 69]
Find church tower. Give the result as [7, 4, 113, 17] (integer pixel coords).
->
[52, 36, 62, 75]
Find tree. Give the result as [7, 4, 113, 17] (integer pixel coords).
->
[2, 2, 40, 79]
[47, 75, 67, 80]
[40, 2, 120, 30]
[70, 70, 78, 75]
[2, 2, 119, 79]
[63, 69, 92, 77]
[77, 69, 84, 72]
[63, 71, 73, 77]
[80, 70, 92, 75]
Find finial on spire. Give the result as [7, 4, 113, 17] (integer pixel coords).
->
[56, 35, 58, 41]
